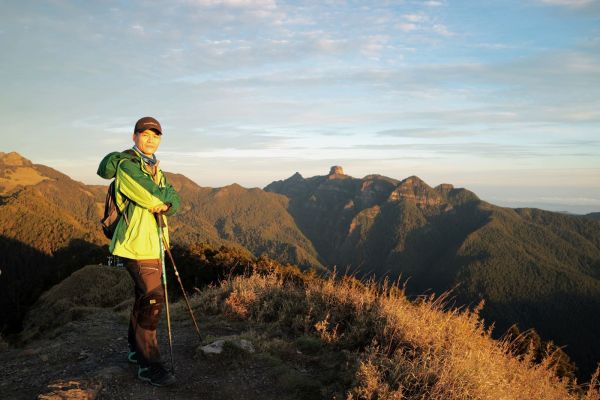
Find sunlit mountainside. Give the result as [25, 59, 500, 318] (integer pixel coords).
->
[265, 166, 600, 378]
[1, 151, 599, 381]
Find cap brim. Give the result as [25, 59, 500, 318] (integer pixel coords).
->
[135, 127, 162, 135]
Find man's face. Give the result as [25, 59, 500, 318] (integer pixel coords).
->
[133, 129, 162, 156]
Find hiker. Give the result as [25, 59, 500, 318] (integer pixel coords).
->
[97, 116, 180, 387]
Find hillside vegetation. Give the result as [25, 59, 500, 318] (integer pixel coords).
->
[167, 173, 323, 270]
[2, 152, 599, 382]
[0, 152, 321, 335]
[18, 251, 599, 399]
[266, 166, 600, 378]
[190, 261, 599, 399]
[0, 153, 107, 333]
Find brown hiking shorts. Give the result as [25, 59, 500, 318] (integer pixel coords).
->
[124, 258, 164, 366]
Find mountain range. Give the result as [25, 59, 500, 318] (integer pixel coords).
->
[0, 151, 598, 378]
[266, 165, 600, 377]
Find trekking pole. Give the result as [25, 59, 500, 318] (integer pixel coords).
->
[156, 215, 203, 341]
[156, 213, 175, 375]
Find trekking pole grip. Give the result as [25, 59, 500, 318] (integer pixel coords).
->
[154, 212, 164, 228]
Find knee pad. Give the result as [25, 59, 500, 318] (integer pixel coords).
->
[137, 289, 164, 330]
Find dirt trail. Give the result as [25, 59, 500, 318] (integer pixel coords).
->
[0, 310, 292, 400]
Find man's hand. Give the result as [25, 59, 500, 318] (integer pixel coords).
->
[148, 203, 169, 214]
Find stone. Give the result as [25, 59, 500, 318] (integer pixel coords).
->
[200, 340, 226, 355]
[238, 339, 255, 353]
[198, 337, 256, 355]
[329, 166, 344, 175]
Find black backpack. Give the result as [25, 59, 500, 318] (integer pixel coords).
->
[100, 180, 130, 239]
[100, 150, 138, 239]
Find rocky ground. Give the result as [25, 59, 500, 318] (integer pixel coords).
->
[0, 309, 311, 400]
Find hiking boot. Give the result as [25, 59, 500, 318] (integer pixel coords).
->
[137, 363, 176, 387]
[127, 351, 138, 364]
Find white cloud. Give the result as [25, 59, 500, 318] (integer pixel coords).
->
[397, 23, 417, 32]
[130, 24, 144, 35]
[472, 43, 515, 49]
[538, 0, 596, 8]
[316, 38, 348, 52]
[432, 24, 454, 36]
[537, 196, 600, 205]
[402, 13, 427, 22]
[376, 128, 479, 138]
[560, 109, 600, 122]
[179, 0, 285, 27]
[4, 0, 600, 204]
[361, 35, 390, 57]
[277, 16, 314, 26]
[395, 13, 455, 37]
[189, 0, 277, 8]
[104, 126, 132, 134]
[168, 45, 600, 128]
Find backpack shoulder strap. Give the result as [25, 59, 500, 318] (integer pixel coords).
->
[122, 149, 140, 163]
[113, 150, 141, 212]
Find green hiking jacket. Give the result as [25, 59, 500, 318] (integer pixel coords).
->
[97, 148, 180, 260]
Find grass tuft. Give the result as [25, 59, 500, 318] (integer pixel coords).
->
[193, 263, 599, 400]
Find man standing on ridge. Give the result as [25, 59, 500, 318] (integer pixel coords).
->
[97, 116, 180, 387]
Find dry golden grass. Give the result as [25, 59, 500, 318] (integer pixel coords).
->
[194, 265, 599, 400]
[0, 167, 49, 195]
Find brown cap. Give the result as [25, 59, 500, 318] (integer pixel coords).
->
[134, 116, 162, 135]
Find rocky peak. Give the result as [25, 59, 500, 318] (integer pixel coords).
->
[264, 172, 306, 194]
[355, 177, 398, 210]
[400, 175, 427, 188]
[432, 183, 480, 205]
[436, 183, 454, 190]
[388, 175, 443, 207]
[435, 183, 454, 195]
[289, 172, 304, 182]
[329, 166, 344, 176]
[0, 151, 32, 167]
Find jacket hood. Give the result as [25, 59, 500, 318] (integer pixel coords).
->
[97, 150, 139, 180]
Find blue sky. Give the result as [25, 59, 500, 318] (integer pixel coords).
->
[1, 0, 599, 213]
